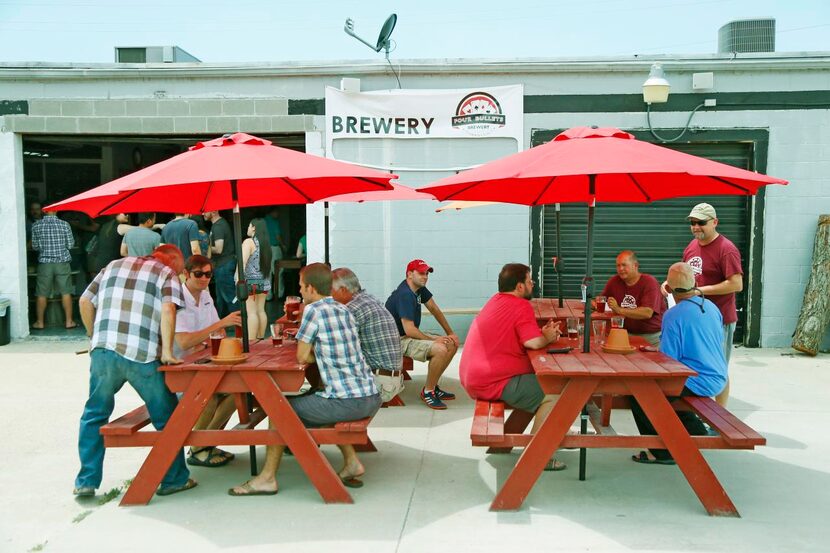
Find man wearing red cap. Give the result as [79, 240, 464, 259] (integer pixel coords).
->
[385, 259, 458, 409]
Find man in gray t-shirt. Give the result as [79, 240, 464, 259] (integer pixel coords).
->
[161, 214, 200, 258]
[205, 211, 236, 318]
[121, 213, 160, 257]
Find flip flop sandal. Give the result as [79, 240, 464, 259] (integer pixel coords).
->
[214, 448, 235, 461]
[227, 481, 278, 496]
[631, 451, 676, 465]
[544, 458, 567, 471]
[157, 478, 198, 496]
[187, 447, 231, 467]
[340, 476, 364, 488]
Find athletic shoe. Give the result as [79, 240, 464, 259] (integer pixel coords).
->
[420, 388, 447, 410]
[434, 385, 456, 400]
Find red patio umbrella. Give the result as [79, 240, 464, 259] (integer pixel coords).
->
[422, 125, 787, 480]
[46, 132, 397, 349]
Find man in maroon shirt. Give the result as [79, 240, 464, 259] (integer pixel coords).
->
[598, 250, 665, 346]
[460, 263, 567, 471]
[681, 202, 743, 406]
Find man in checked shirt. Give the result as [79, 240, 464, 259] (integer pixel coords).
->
[30, 209, 76, 330]
[73, 244, 197, 498]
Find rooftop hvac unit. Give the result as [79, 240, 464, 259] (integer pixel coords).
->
[718, 19, 775, 53]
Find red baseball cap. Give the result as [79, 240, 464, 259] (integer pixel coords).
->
[406, 259, 434, 274]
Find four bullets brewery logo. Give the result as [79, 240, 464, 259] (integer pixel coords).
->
[451, 91, 506, 136]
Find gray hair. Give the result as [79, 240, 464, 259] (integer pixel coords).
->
[331, 267, 361, 294]
[666, 262, 695, 291]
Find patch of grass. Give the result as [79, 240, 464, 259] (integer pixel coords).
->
[27, 541, 47, 552]
[97, 486, 121, 505]
[72, 510, 93, 523]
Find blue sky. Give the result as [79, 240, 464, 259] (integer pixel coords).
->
[0, 0, 827, 63]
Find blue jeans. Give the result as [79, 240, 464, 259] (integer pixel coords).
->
[75, 349, 190, 490]
[214, 260, 237, 318]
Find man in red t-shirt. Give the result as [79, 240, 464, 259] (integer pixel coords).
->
[460, 263, 566, 471]
[598, 250, 665, 346]
[681, 202, 743, 406]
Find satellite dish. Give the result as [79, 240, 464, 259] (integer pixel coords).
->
[344, 13, 398, 59]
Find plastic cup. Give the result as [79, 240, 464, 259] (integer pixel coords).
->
[611, 316, 625, 329]
[592, 320, 607, 344]
[209, 332, 223, 356]
[285, 296, 301, 322]
[566, 317, 579, 341]
[595, 295, 607, 314]
[270, 323, 283, 346]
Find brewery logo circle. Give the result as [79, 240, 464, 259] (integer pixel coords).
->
[452, 92, 506, 136]
[687, 256, 704, 276]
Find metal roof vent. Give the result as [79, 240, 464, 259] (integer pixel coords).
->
[114, 46, 200, 63]
[718, 19, 775, 53]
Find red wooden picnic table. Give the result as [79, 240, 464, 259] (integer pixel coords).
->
[490, 337, 740, 516]
[531, 298, 613, 326]
[118, 340, 356, 506]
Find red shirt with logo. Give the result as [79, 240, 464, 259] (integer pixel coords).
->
[601, 273, 665, 334]
[683, 234, 743, 325]
[460, 293, 543, 400]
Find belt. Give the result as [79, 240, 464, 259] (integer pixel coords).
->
[374, 368, 401, 377]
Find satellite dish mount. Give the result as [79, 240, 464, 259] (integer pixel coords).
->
[344, 14, 397, 60]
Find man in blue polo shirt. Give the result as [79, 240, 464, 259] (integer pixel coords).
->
[385, 259, 458, 410]
[229, 263, 380, 495]
[630, 261, 727, 465]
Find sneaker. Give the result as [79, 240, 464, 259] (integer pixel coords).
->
[420, 388, 447, 410]
[434, 385, 456, 401]
[73, 486, 95, 497]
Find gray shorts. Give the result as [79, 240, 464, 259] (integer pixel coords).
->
[35, 262, 73, 297]
[499, 373, 544, 413]
[288, 392, 381, 428]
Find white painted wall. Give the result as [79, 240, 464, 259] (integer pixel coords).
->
[0, 132, 28, 340]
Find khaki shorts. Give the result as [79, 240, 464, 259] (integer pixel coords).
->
[400, 336, 433, 362]
[36, 262, 73, 297]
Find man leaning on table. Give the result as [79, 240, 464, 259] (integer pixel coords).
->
[229, 263, 381, 496]
[331, 267, 404, 403]
[597, 250, 665, 347]
[630, 261, 727, 465]
[460, 263, 568, 471]
[74, 244, 197, 498]
[385, 259, 458, 410]
[173, 254, 242, 468]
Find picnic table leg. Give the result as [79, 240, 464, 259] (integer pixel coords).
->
[627, 380, 739, 517]
[241, 371, 352, 504]
[491, 378, 598, 511]
[121, 371, 223, 506]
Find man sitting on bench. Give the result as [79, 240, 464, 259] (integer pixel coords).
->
[459, 263, 566, 471]
[630, 261, 728, 465]
[229, 263, 381, 496]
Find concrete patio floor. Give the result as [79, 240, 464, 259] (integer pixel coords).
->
[1, 340, 827, 553]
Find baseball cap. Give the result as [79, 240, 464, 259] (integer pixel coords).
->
[687, 202, 717, 221]
[406, 259, 434, 274]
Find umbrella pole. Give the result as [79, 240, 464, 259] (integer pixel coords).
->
[556, 203, 564, 308]
[579, 175, 597, 482]
[229, 180, 257, 476]
[324, 201, 330, 266]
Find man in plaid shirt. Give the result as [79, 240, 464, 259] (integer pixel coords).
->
[230, 263, 380, 496]
[331, 267, 403, 403]
[30, 209, 75, 330]
[73, 244, 196, 498]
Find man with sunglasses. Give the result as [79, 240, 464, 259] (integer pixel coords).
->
[681, 203, 743, 406]
[173, 255, 242, 467]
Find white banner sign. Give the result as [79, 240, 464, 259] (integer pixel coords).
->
[325, 85, 523, 154]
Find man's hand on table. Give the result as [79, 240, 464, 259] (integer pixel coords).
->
[161, 350, 183, 365]
[542, 320, 562, 343]
[607, 297, 622, 314]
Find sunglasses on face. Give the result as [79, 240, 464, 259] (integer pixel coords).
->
[192, 270, 213, 279]
[689, 219, 710, 227]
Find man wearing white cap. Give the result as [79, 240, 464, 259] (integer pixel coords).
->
[681, 202, 742, 406]
[385, 259, 458, 410]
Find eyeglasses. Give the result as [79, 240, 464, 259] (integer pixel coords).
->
[689, 219, 710, 227]
[192, 270, 213, 279]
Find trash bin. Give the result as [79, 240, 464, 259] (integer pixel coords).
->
[0, 297, 10, 346]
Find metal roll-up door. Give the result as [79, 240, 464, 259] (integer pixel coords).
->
[540, 142, 753, 341]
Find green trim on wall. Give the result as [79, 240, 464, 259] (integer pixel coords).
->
[525, 90, 830, 113]
[289, 99, 324, 115]
[0, 100, 28, 115]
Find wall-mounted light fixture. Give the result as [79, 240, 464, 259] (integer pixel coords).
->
[642, 63, 715, 143]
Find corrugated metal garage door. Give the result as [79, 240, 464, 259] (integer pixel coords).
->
[539, 142, 753, 341]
